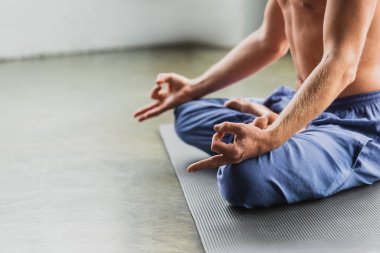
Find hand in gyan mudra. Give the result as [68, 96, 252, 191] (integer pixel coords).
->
[187, 114, 277, 173]
[133, 73, 194, 122]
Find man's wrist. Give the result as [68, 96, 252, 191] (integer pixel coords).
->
[188, 77, 209, 99]
[264, 125, 285, 150]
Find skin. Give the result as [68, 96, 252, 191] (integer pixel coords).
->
[134, 0, 380, 173]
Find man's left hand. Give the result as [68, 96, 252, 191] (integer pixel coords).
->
[187, 114, 277, 173]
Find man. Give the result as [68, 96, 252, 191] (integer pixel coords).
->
[134, 0, 380, 208]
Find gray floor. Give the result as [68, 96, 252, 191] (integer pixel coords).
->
[0, 48, 295, 253]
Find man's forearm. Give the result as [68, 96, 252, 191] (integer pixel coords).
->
[190, 30, 288, 99]
[266, 0, 376, 147]
[267, 55, 357, 147]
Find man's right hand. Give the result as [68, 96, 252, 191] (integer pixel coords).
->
[133, 73, 195, 122]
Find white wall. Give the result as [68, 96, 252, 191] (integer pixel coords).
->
[0, 0, 266, 60]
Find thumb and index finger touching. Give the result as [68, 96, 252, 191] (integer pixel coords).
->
[214, 122, 245, 136]
[187, 122, 243, 173]
[133, 74, 174, 121]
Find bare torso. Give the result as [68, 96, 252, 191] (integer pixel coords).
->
[278, 0, 380, 97]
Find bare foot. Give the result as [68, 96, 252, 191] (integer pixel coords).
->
[223, 98, 248, 112]
[224, 98, 279, 124]
[250, 114, 270, 129]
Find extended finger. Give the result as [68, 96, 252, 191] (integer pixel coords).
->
[187, 154, 229, 173]
[133, 102, 160, 118]
[214, 122, 245, 136]
[137, 104, 166, 122]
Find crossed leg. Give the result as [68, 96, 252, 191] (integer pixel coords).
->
[175, 98, 380, 208]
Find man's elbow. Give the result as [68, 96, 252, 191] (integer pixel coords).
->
[324, 50, 360, 85]
[264, 39, 289, 58]
[275, 41, 289, 57]
[342, 64, 358, 85]
[256, 24, 289, 59]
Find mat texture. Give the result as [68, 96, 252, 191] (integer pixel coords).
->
[160, 124, 380, 253]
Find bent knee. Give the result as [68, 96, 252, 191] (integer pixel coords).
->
[174, 100, 217, 154]
[174, 103, 195, 144]
[217, 162, 287, 208]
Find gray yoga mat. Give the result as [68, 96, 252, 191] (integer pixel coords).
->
[159, 124, 380, 253]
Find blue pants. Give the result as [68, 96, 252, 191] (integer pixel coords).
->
[174, 86, 380, 208]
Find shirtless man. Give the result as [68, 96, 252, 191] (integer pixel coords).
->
[134, 0, 380, 208]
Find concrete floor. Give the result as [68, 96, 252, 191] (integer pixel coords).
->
[0, 48, 295, 253]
